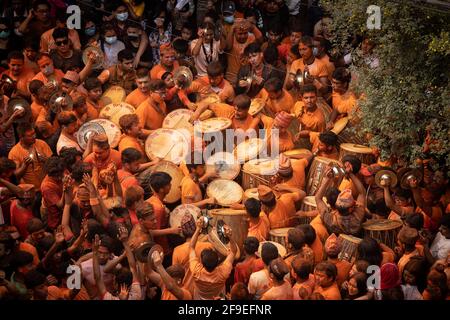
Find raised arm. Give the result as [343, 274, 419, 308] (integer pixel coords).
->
[344, 162, 366, 208]
[83, 173, 110, 227]
[272, 184, 306, 202]
[153, 251, 186, 300]
[315, 165, 333, 215]
[117, 225, 139, 283]
[382, 185, 404, 216]
[92, 234, 107, 297]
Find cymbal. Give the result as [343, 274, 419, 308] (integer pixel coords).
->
[76, 121, 106, 150]
[48, 91, 73, 113]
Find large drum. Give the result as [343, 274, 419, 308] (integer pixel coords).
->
[257, 241, 287, 258]
[242, 157, 279, 190]
[234, 138, 266, 164]
[269, 228, 293, 249]
[138, 161, 184, 203]
[100, 85, 126, 105]
[99, 102, 135, 127]
[362, 219, 403, 250]
[205, 152, 240, 180]
[145, 128, 190, 165]
[298, 196, 319, 224]
[209, 208, 248, 257]
[169, 204, 201, 229]
[89, 119, 122, 148]
[206, 179, 244, 207]
[331, 117, 366, 145]
[195, 117, 231, 143]
[283, 148, 313, 160]
[338, 234, 363, 263]
[249, 98, 265, 116]
[339, 143, 376, 165]
[207, 227, 241, 261]
[243, 188, 259, 202]
[305, 156, 344, 196]
[317, 97, 333, 123]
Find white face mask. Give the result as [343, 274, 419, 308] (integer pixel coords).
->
[116, 12, 129, 22]
[43, 65, 54, 76]
[105, 36, 117, 44]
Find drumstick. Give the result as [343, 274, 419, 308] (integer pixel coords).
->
[161, 143, 176, 159]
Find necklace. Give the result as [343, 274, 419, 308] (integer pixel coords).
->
[201, 40, 214, 64]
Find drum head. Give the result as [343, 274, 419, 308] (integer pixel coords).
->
[244, 188, 259, 200]
[283, 148, 312, 159]
[100, 102, 135, 126]
[76, 122, 106, 150]
[362, 219, 403, 231]
[90, 119, 122, 148]
[242, 158, 279, 176]
[302, 196, 317, 207]
[206, 152, 240, 180]
[269, 228, 293, 237]
[196, 117, 232, 133]
[163, 109, 194, 131]
[82, 46, 104, 69]
[145, 128, 189, 164]
[101, 86, 126, 105]
[234, 138, 266, 163]
[170, 204, 201, 228]
[207, 228, 241, 259]
[257, 241, 286, 258]
[340, 143, 373, 154]
[249, 98, 265, 116]
[331, 117, 349, 135]
[338, 234, 362, 244]
[209, 209, 247, 216]
[153, 161, 184, 203]
[206, 179, 243, 206]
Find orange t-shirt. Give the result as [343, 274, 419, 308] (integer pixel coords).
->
[30, 101, 44, 121]
[257, 89, 295, 114]
[330, 259, 352, 287]
[331, 90, 358, 118]
[135, 98, 167, 132]
[180, 176, 203, 204]
[8, 139, 53, 189]
[285, 158, 309, 190]
[292, 274, 316, 300]
[118, 135, 146, 157]
[117, 169, 140, 192]
[150, 61, 180, 80]
[293, 102, 327, 132]
[190, 76, 235, 104]
[310, 215, 330, 244]
[1, 69, 35, 97]
[266, 193, 298, 229]
[32, 69, 65, 86]
[317, 55, 335, 79]
[310, 235, 324, 264]
[83, 149, 122, 171]
[248, 212, 271, 242]
[290, 57, 328, 79]
[19, 242, 40, 266]
[225, 35, 256, 84]
[147, 195, 170, 254]
[310, 132, 339, 160]
[313, 282, 342, 300]
[125, 88, 149, 108]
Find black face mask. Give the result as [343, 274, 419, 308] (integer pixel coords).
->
[127, 34, 139, 40]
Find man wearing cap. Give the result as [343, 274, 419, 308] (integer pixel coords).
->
[172, 213, 214, 295]
[315, 161, 367, 236]
[396, 226, 423, 275]
[83, 134, 122, 171]
[262, 111, 295, 153]
[257, 184, 305, 229]
[150, 44, 180, 80]
[293, 84, 327, 133]
[98, 49, 137, 95]
[224, 15, 263, 84]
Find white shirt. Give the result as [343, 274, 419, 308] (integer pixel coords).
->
[286, 0, 302, 15]
[430, 232, 450, 260]
[56, 133, 82, 155]
[190, 39, 221, 77]
[103, 41, 126, 68]
[248, 268, 271, 300]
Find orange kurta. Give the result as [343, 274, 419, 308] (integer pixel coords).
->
[180, 176, 203, 204]
[248, 212, 271, 242]
[118, 135, 146, 157]
[267, 193, 298, 229]
[135, 98, 167, 132]
[190, 76, 235, 104]
[1, 69, 35, 97]
[293, 102, 327, 132]
[257, 89, 295, 114]
[310, 132, 339, 160]
[125, 88, 150, 108]
[150, 61, 180, 80]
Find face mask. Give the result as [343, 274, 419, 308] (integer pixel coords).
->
[127, 33, 139, 40]
[312, 47, 319, 57]
[116, 12, 129, 22]
[43, 65, 54, 76]
[0, 30, 10, 39]
[105, 36, 117, 44]
[85, 27, 96, 36]
[224, 15, 235, 24]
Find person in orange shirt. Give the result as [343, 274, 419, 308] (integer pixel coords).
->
[32, 53, 64, 86]
[224, 20, 262, 84]
[291, 256, 316, 300]
[257, 184, 305, 229]
[327, 67, 359, 129]
[295, 130, 339, 160]
[275, 153, 313, 190]
[297, 224, 324, 265]
[293, 85, 327, 133]
[284, 228, 306, 271]
[70, 93, 90, 128]
[8, 123, 53, 189]
[286, 36, 329, 96]
[261, 258, 294, 300]
[188, 217, 236, 300]
[117, 148, 145, 192]
[245, 198, 270, 242]
[2, 51, 35, 98]
[190, 94, 260, 133]
[313, 261, 342, 300]
[84, 77, 104, 120]
[83, 134, 122, 171]
[263, 111, 296, 153]
[257, 77, 295, 115]
[234, 236, 265, 285]
[150, 44, 180, 80]
[123, 185, 144, 227]
[189, 61, 235, 104]
[383, 186, 414, 221]
[118, 114, 148, 157]
[29, 80, 45, 121]
[324, 233, 352, 287]
[125, 68, 151, 108]
[135, 79, 167, 135]
[313, 37, 335, 79]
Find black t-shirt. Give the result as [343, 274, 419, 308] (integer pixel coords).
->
[49, 49, 84, 73]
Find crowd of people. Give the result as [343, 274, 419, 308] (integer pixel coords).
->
[0, 0, 448, 301]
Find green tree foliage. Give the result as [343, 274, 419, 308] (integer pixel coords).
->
[321, 0, 450, 171]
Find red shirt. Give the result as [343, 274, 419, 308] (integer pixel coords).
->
[234, 256, 265, 285]
[10, 200, 34, 239]
[147, 195, 170, 254]
[41, 175, 63, 230]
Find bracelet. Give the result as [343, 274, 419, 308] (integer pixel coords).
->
[89, 198, 100, 206]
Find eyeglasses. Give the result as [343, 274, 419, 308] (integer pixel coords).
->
[55, 39, 69, 46]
